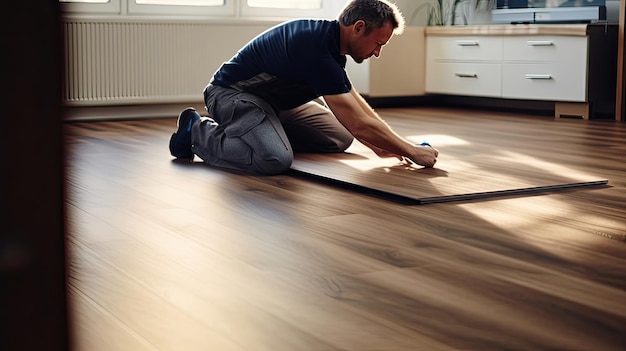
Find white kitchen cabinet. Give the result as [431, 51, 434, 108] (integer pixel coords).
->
[425, 24, 618, 119]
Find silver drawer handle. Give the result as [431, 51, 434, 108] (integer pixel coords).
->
[525, 74, 553, 80]
[455, 73, 478, 78]
[456, 40, 479, 46]
[526, 40, 554, 46]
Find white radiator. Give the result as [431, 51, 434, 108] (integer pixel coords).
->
[62, 19, 272, 106]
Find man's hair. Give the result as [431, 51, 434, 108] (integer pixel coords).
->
[338, 0, 405, 35]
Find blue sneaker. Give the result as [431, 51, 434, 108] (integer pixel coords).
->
[169, 107, 201, 159]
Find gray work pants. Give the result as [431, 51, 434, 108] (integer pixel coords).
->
[191, 84, 354, 175]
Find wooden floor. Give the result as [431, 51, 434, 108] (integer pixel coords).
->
[64, 107, 626, 351]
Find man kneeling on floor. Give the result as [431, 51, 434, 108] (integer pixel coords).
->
[169, 0, 438, 175]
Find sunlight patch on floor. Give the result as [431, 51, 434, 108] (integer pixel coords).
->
[457, 196, 607, 250]
[494, 150, 600, 182]
[338, 141, 404, 172]
[338, 157, 407, 172]
[458, 197, 571, 229]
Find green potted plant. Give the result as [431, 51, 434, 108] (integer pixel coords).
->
[408, 0, 495, 25]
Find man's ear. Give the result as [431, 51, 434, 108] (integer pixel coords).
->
[353, 20, 366, 35]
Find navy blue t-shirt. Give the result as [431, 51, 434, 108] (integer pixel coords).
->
[210, 19, 352, 110]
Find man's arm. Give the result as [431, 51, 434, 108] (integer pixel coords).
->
[323, 87, 438, 167]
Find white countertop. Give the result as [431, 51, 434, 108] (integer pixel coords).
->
[425, 24, 591, 36]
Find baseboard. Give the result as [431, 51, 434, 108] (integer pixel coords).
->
[63, 102, 207, 122]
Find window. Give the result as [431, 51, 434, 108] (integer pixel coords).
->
[60, 0, 120, 13]
[242, 0, 332, 18]
[128, 0, 233, 15]
[135, 0, 223, 5]
[247, 0, 322, 9]
[60, 0, 109, 3]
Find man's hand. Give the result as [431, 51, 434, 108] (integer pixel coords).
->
[361, 139, 439, 168]
[405, 144, 439, 168]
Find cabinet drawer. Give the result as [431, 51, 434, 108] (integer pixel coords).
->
[426, 62, 502, 97]
[426, 36, 503, 62]
[502, 36, 588, 62]
[502, 63, 586, 101]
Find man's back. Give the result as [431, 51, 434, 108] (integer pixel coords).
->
[210, 19, 351, 110]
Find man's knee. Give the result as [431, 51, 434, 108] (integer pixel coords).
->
[323, 129, 354, 153]
[335, 134, 354, 152]
[255, 149, 293, 175]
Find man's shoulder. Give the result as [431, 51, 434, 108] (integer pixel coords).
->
[280, 18, 338, 34]
[283, 18, 336, 26]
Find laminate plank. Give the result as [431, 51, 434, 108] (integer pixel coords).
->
[291, 109, 618, 203]
[68, 286, 159, 351]
[67, 240, 248, 351]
